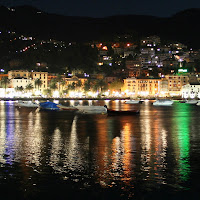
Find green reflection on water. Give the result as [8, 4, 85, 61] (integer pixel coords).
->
[173, 103, 191, 181]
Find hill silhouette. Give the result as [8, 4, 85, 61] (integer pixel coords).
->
[0, 5, 200, 48]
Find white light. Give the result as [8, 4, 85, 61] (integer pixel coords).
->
[53, 91, 59, 98]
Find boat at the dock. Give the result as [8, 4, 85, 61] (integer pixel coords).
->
[15, 100, 39, 108]
[185, 99, 198, 104]
[153, 99, 174, 106]
[124, 99, 140, 104]
[104, 105, 140, 115]
[74, 105, 107, 114]
[39, 102, 78, 111]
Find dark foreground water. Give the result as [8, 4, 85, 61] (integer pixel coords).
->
[0, 100, 200, 200]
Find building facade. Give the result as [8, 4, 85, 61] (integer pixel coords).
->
[182, 84, 200, 99]
[123, 77, 161, 97]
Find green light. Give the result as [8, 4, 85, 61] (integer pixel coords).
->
[172, 103, 191, 181]
[178, 69, 188, 73]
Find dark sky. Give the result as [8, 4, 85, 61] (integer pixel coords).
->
[1, 0, 200, 18]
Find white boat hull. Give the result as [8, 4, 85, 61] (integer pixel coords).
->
[75, 105, 107, 113]
[16, 101, 39, 108]
[153, 100, 174, 106]
[196, 101, 200, 106]
[124, 100, 140, 104]
[185, 100, 198, 104]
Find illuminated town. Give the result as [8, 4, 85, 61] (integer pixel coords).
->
[1, 4, 200, 200]
[1, 33, 200, 99]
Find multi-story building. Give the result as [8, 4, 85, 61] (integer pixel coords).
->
[65, 75, 87, 88]
[100, 56, 113, 66]
[161, 75, 189, 97]
[8, 70, 48, 93]
[136, 78, 161, 97]
[113, 47, 124, 55]
[182, 83, 200, 99]
[8, 70, 31, 79]
[122, 77, 161, 97]
[125, 60, 142, 77]
[10, 78, 33, 89]
[140, 54, 152, 67]
[140, 35, 161, 47]
[162, 57, 179, 68]
[140, 47, 155, 56]
[30, 71, 48, 92]
[122, 77, 137, 96]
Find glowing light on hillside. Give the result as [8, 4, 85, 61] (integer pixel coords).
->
[102, 46, 107, 50]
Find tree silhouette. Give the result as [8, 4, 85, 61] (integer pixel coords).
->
[34, 78, 42, 90]
[25, 83, 34, 93]
[0, 77, 10, 94]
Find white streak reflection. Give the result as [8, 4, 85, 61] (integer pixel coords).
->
[64, 115, 82, 171]
[0, 103, 6, 164]
[50, 127, 62, 168]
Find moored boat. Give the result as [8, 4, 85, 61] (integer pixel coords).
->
[124, 99, 140, 104]
[104, 105, 140, 115]
[153, 99, 174, 106]
[15, 100, 39, 108]
[57, 104, 78, 111]
[74, 105, 107, 114]
[39, 102, 78, 111]
[39, 102, 60, 110]
[185, 99, 198, 104]
[196, 101, 200, 106]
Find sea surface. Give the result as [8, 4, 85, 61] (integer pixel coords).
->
[0, 100, 200, 199]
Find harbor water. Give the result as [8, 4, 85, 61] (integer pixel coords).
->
[0, 100, 200, 199]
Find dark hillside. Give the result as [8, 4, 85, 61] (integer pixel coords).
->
[0, 5, 200, 48]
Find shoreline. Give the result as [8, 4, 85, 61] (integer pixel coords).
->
[0, 97, 186, 101]
[0, 97, 132, 101]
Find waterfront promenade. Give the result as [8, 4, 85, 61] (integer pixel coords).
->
[0, 97, 131, 101]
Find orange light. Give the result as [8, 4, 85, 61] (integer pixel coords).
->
[102, 46, 108, 50]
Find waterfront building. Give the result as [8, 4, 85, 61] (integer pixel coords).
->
[162, 75, 189, 97]
[0, 74, 8, 80]
[10, 77, 33, 89]
[122, 77, 137, 97]
[136, 78, 161, 97]
[30, 71, 48, 93]
[8, 70, 31, 79]
[122, 77, 161, 98]
[65, 75, 88, 97]
[8, 70, 48, 94]
[65, 75, 87, 88]
[182, 83, 200, 99]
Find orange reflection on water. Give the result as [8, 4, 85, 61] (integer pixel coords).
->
[95, 116, 110, 186]
[140, 104, 168, 182]
[120, 120, 133, 184]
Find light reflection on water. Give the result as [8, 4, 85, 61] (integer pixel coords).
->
[0, 100, 200, 199]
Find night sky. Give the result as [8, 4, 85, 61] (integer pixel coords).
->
[0, 0, 200, 18]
